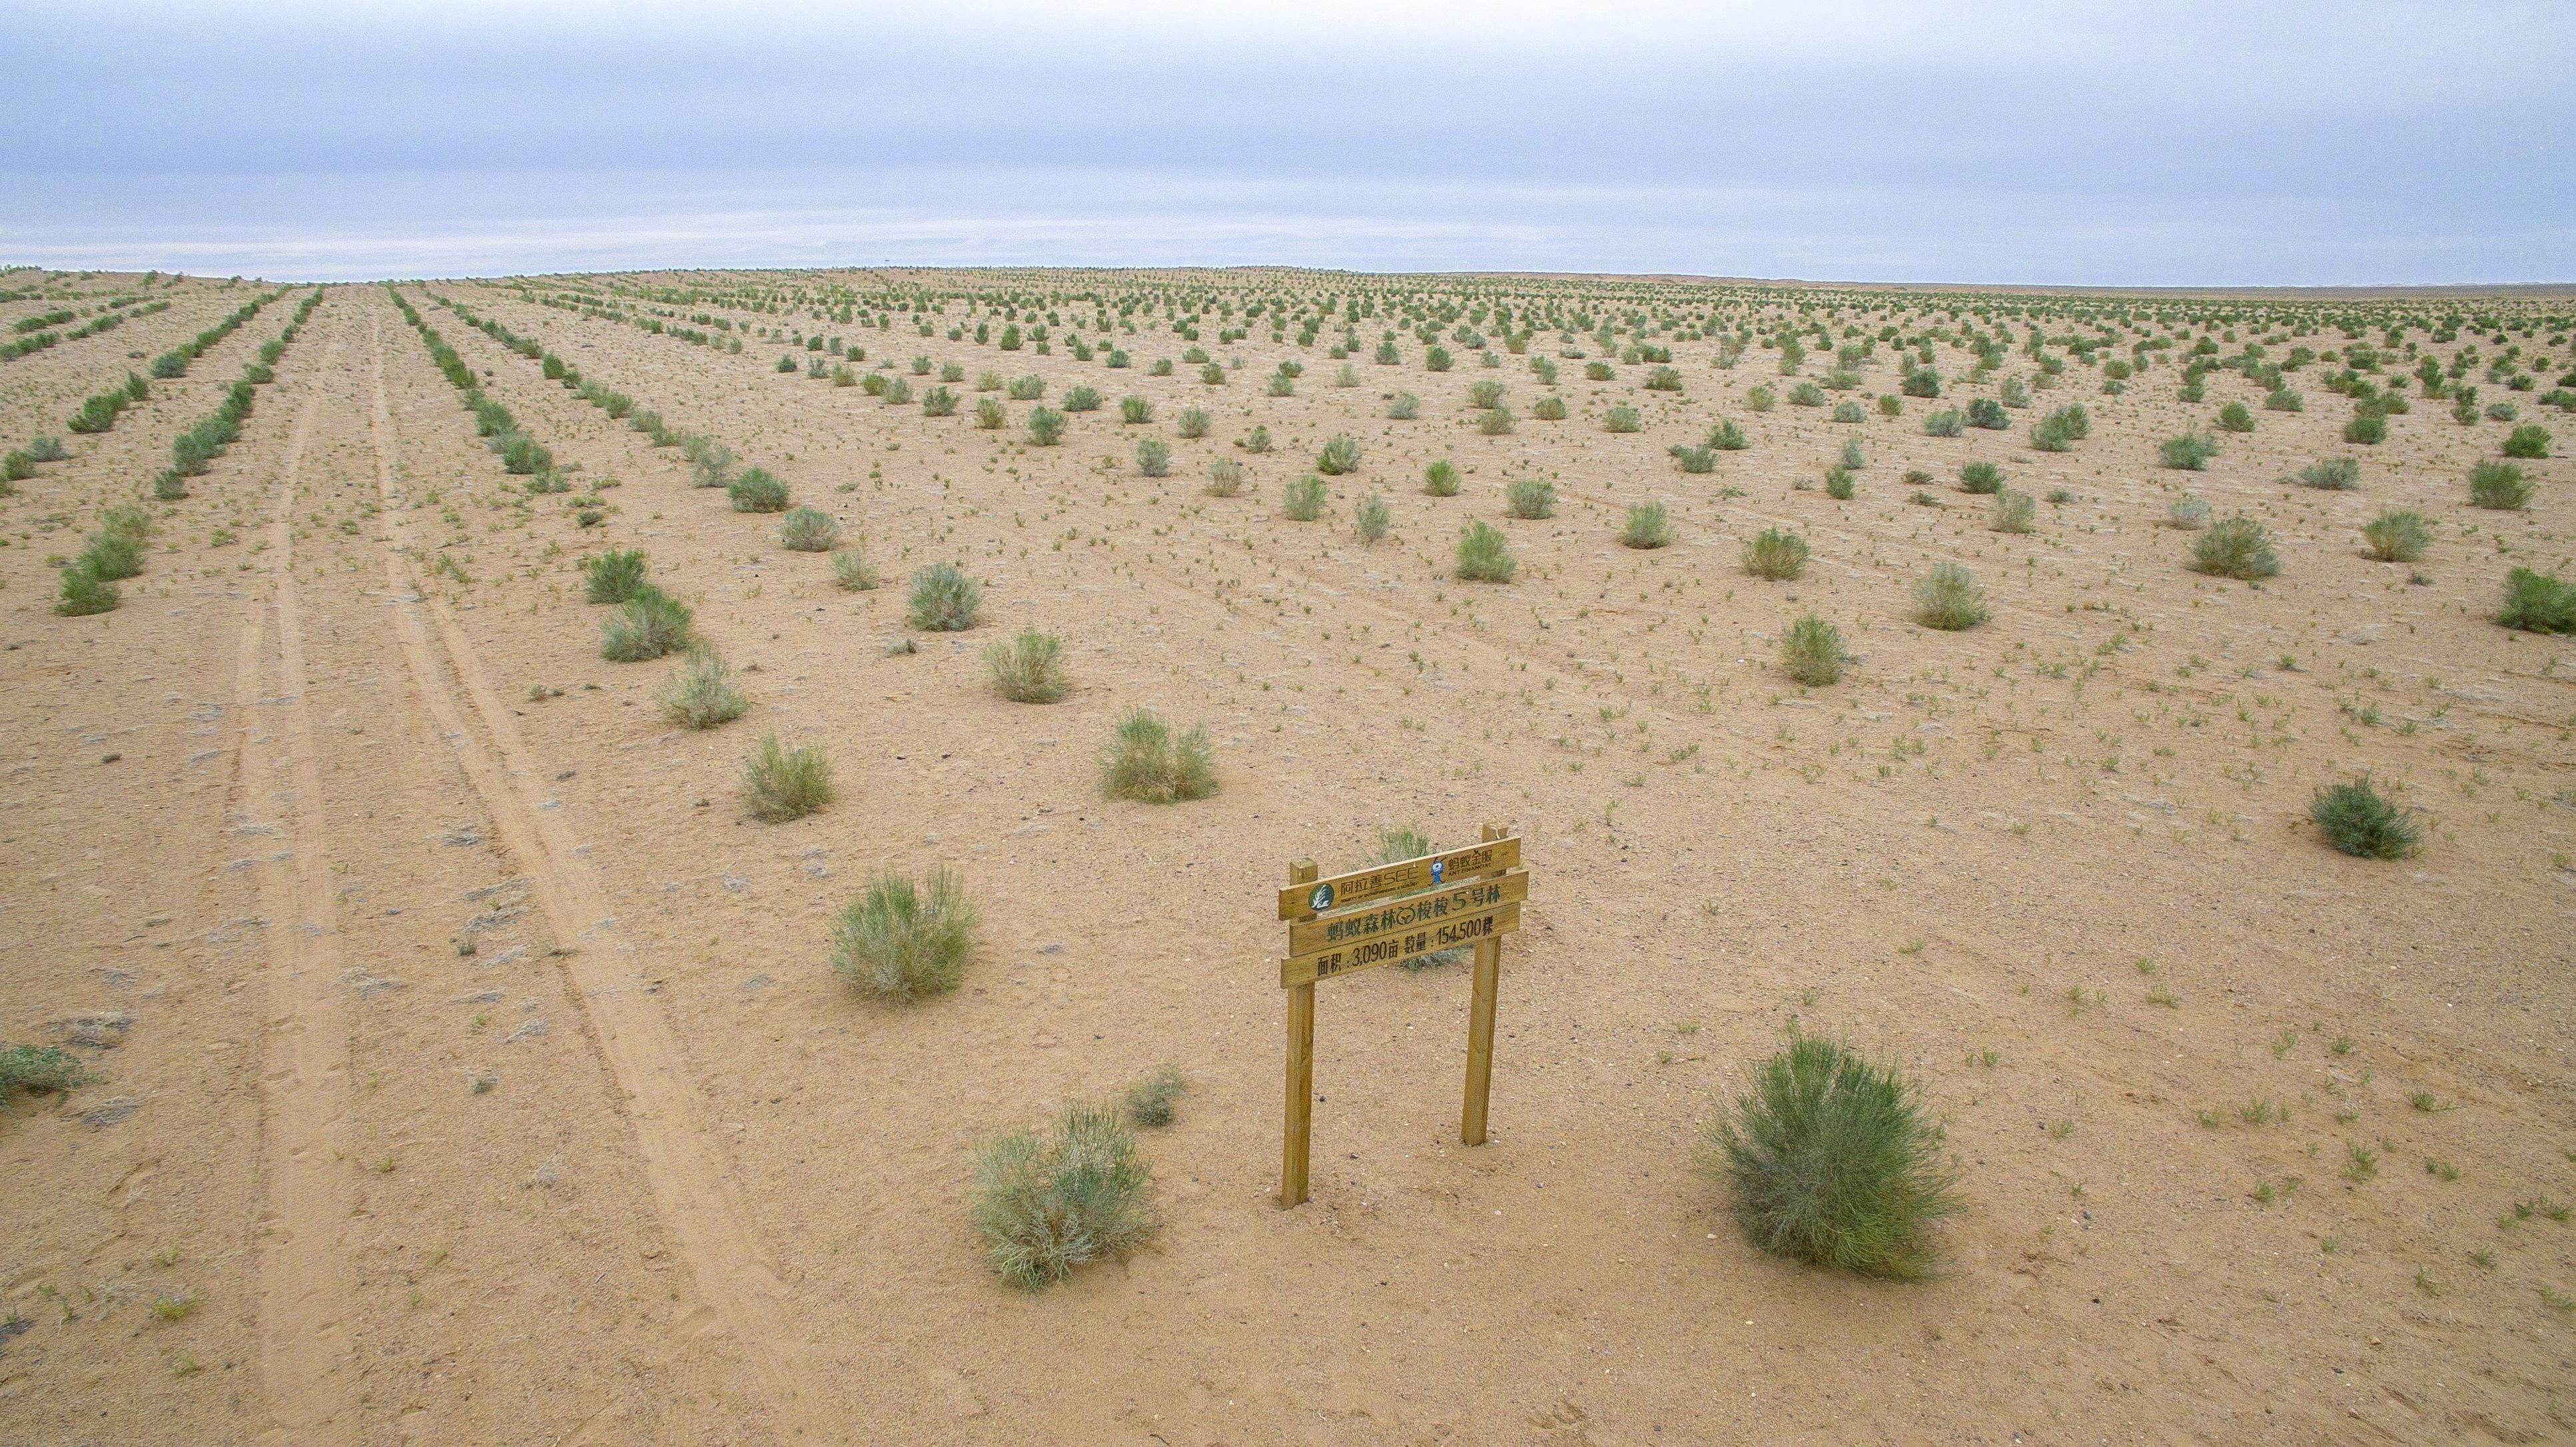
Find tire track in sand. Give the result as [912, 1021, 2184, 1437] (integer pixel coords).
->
[362, 313, 829, 1440]
[241, 350, 360, 1442]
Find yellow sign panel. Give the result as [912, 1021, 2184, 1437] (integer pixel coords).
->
[1274, 837, 1521, 919]
[1280, 901, 1520, 989]
[1285, 869, 1527, 957]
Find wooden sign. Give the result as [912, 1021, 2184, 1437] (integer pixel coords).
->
[1276, 823, 1525, 1208]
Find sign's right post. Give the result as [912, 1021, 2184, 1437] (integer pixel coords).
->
[1460, 821, 1506, 1147]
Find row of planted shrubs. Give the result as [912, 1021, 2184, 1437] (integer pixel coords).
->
[1, 298, 167, 362]
[388, 288, 556, 480]
[151, 288, 324, 501]
[145, 288, 285, 381]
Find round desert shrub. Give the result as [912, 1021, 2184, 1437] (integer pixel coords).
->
[2216, 400, 2255, 432]
[2159, 430, 2220, 470]
[2501, 424, 2552, 458]
[1913, 562, 1988, 630]
[1100, 708, 1216, 803]
[779, 507, 839, 552]
[1456, 519, 1515, 582]
[1422, 459, 1460, 496]
[1122, 1065, 1188, 1126]
[2468, 461, 2528, 510]
[973, 398, 1006, 430]
[2294, 457, 2360, 490]
[1708, 419, 1749, 450]
[1620, 500, 1673, 549]
[1670, 444, 1715, 474]
[1204, 458, 1245, 497]
[1531, 394, 1567, 420]
[580, 548, 648, 604]
[827, 542, 878, 589]
[728, 467, 789, 513]
[1958, 460, 2002, 494]
[1280, 473, 1327, 521]
[1061, 385, 1100, 412]
[1741, 527, 1809, 580]
[2343, 412, 2387, 445]
[600, 586, 693, 662]
[2188, 516, 2280, 580]
[830, 867, 977, 1001]
[1823, 466, 1855, 500]
[908, 563, 981, 631]
[659, 644, 747, 729]
[1504, 478, 1555, 519]
[983, 626, 1067, 703]
[1923, 408, 1965, 438]
[1778, 614, 1848, 686]
[54, 562, 119, 616]
[1705, 1034, 1956, 1279]
[1176, 406, 1210, 439]
[2360, 510, 2430, 563]
[1315, 433, 1361, 476]
[1603, 405, 1641, 434]
[1989, 489, 2036, 534]
[1353, 491, 1390, 544]
[1119, 394, 1154, 424]
[2310, 777, 2419, 859]
[2166, 496, 2211, 530]
[1025, 406, 1066, 446]
[2497, 568, 2576, 634]
[971, 1103, 1158, 1292]
[742, 733, 833, 822]
[1477, 407, 1515, 435]
[1390, 394, 1425, 422]
[1134, 438, 1170, 478]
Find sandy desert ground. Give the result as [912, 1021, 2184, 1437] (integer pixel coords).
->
[1, 264, 2571, 1445]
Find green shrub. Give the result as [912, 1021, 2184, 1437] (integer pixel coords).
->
[830, 867, 977, 1001]
[2469, 461, 2529, 510]
[1923, 408, 1964, 438]
[2266, 388, 2305, 412]
[1621, 501, 1673, 549]
[1913, 563, 1988, 630]
[26, 435, 66, 462]
[1456, 519, 1516, 582]
[1061, 385, 1100, 412]
[1280, 473, 1327, 521]
[53, 563, 119, 616]
[2344, 413, 2387, 445]
[971, 1103, 1159, 1292]
[1478, 407, 1515, 436]
[921, 385, 957, 416]
[0, 1043, 90, 1108]
[2295, 457, 2360, 490]
[1531, 395, 1566, 420]
[1423, 459, 1460, 496]
[1468, 379, 1505, 409]
[2188, 516, 2280, 580]
[1958, 461, 2002, 494]
[1122, 1066, 1188, 1127]
[2310, 778, 2419, 859]
[1119, 395, 1154, 424]
[581, 548, 648, 604]
[2502, 424, 2552, 458]
[1747, 386, 1775, 412]
[2497, 568, 2576, 633]
[2360, 510, 2431, 563]
[1967, 397, 2007, 430]
[908, 563, 981, 630]
[1823, 466, 1854, 500]
[2167, 495, 2211, 530]
[2031, 403, 2090, 452]
[1708, 419, 1749, 450]
[601, 586, 693, 661]
[1007, 374, 1043, 400]
[1026, 406, 1066, 446]
[881, 376, 913, 405]
[1100, 708, 1216, 803]
[1741, 527, 1809, 580]
[2159, 430, 2220, 470]
[984, 626, 1067, 703]
[728, 468, 789, 512]
[1504, 478, 1555, 519]
[82, 529, 145, 582]
[1, 451, 29, 484]
[1204, 458, 1245, 497]
[1705, 1034, 1956, 1278]
[743, 734, 833, 822]
[1316, 434, 1361, 476]
[2216, 401, 2255, 433]
[1176, 406, 1211, 439]
[973, 398, 1006, 430]
[659, 644, 747, 729]
[833, 550, 879, 591]
[1990, 489, 2036, 534]
[780, 507, 839, 552]
[1603, 405, 1641, 434]
[1354, 491, 1390, 544]
[1370, 827, 1470, 969]
[1670, 444, 1715, 474]
[1778, 614, 1849, 686]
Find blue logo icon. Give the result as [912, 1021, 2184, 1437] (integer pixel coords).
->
[1430, 859, 1446, 885]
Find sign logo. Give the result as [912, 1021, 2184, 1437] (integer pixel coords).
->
[1430, 858, 1446, 885]
[1309, 882, 1336, 912]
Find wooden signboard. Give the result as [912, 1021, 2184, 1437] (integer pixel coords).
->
[1277, 822, 1525, 1208]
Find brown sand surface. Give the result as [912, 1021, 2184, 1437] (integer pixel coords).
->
[2, 268, 2570, 1445]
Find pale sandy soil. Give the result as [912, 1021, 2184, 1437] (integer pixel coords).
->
[1, 268, 2571, 1446]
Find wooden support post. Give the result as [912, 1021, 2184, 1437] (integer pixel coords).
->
[1460, 821, 1506, 1147]
[1281, 858, 1318, 1208]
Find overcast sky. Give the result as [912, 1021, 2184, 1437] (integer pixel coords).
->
[2, 0, 2567, 284]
